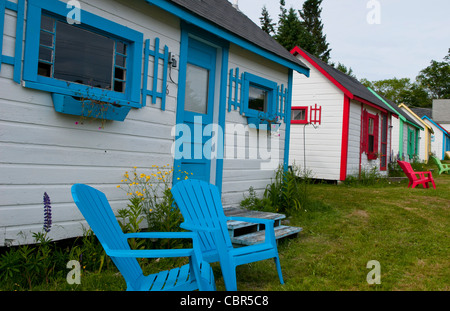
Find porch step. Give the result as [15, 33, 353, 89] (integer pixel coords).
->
[231, 225, 302, 246]
[224, 207, 302, 246]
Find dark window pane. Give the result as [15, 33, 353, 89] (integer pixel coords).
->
[40, 31, 54, 47]
[115, 54, 126, 68]
[368, 135, 374, 153]
[38, 62, 52, 77]
[248, 85, 267, 112]
[382, 115, 387, 140]
[39, 47, 53, 62]
[116, 41, 127, 55]
[114, 80, 125, 93]
[53, 21, 114, 90]
[292, 109, 305, 120]
[115, 67, 126, 81]
[41, 15, 54, 32]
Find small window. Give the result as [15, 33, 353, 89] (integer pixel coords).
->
[242, 72, 277, 119]
[248, 85, 268, 113]
[291, 107, 308, 124]
[185, 64, 209, 114]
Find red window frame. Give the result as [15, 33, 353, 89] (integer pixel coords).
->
[291, 106, 308, 124]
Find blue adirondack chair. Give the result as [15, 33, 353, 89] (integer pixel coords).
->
[71, 184, 215, 291]
[171, 179, 284, 291]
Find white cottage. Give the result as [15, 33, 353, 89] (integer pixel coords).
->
[289, 46, 398, 181]
[0, 0, 310, 245]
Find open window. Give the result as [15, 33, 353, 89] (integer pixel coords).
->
[23, 0, 143, 118]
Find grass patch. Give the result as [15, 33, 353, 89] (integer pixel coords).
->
[1, 163, 449, 291]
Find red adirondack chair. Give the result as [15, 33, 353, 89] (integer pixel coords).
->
[397, 161, 436, 189]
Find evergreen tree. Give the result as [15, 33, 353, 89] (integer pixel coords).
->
[299, 0, 331, 62]
[260, 5, 276, 36]
[275, 0, 312, 52]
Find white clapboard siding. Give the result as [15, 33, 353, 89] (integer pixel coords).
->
[221, 45, 289, 207]
[289, 54, 344, 181]
[346, 101, 362, 176]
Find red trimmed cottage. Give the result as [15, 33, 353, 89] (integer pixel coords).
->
[289, 47, 398, 181]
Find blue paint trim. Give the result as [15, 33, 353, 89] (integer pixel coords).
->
[142, 38, 169, 110]
[0, 0, 25, 83]
[242, 72, 278, 122]
[215, 43, 229, 195]
[23, 0, 143, 108]
[174, 22, 229, 193]
[228, 67, 243, 112]
[422, 115, 450, 160]
[52, 93, 131, 121]
[145, 0, 309, 76]
[283, 69, 293, 171]
[0, 0, 6, 72]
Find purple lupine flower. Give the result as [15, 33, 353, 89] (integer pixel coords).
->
[43, 192, 52, 233]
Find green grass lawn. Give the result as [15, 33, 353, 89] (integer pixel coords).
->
[235, 172, 450, 291]
[2, 168, 449, 291]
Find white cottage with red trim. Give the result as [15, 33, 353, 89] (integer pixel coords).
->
[289, 47, 398, 181]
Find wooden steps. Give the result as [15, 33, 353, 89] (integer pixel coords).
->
[224, 208, 303, 246]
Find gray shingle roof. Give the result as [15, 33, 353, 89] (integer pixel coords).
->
[410, 107, 432, 119]
[167, 0, 309, 72]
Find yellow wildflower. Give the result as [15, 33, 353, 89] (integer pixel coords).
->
[116, 185, 120, 188]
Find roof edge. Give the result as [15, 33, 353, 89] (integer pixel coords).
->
[146, 0, 310, 76]
[422, 116, 450, 136]
[291, 46, 352, 98]
[398, 103, 434, 133]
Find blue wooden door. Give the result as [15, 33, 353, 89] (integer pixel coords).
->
[175, 37, 217, 183]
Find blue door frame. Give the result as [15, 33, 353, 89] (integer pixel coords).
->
[174, 24, 229, 192]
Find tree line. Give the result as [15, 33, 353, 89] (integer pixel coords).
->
[260, 0, 449, 108]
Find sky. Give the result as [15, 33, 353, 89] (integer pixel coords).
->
[234, 0, 450, 82]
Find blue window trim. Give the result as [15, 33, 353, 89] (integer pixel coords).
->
[242, 72, 277, 119]
[23, 0, 143, 108]
[0, 0, 25, 83]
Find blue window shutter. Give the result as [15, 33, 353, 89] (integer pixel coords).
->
[0, 0, 25, 83]
[142, 38, 170, 110]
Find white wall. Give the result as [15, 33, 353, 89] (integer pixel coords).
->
[222, 44, 289, 207]
[289, 55, 343, 181]
[424, 119, 445, 160]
